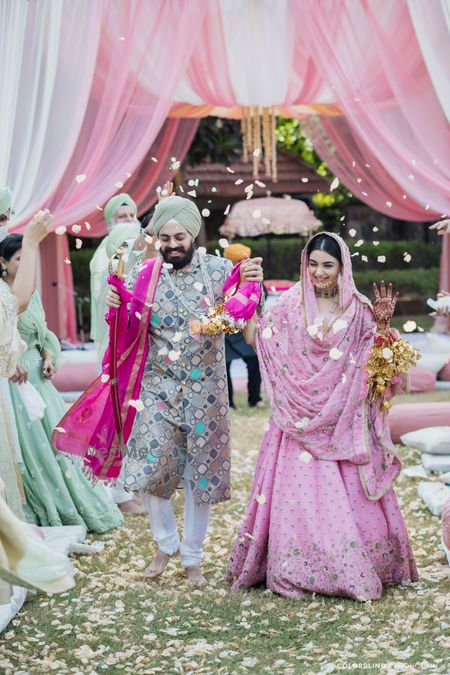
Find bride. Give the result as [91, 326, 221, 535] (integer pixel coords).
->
[227, 232, 418, 601]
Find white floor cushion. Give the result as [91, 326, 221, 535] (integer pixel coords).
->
[418, 481, 450, 516]
[401, 426, 450, 455]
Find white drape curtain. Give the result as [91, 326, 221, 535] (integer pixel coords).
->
[407, 0, 450, 122]
[0, 1, 102, 222]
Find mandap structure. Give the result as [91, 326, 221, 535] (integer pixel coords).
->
[0, 0, 448, 339]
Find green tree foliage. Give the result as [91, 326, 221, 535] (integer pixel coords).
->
[187, 118, 242, 166]
[275, 117, 360, 224]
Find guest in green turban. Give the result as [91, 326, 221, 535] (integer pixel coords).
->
[89, 192, 145, 514]
[90, 193, 138, 347]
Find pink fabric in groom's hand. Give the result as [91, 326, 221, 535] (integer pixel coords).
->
[222, 261, 261, 321]
[256, 232, 400, 500]
[52, 257, 163, 480]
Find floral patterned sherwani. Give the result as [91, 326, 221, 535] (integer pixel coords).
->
[125, 252, 233, 505]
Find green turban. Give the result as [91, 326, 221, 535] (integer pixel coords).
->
[0, 187, 12, 216]
[152, 196, 202, 238]
[104, 193, 137, 224]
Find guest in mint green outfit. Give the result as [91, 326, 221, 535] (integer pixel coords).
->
[0, 234, 123, 533]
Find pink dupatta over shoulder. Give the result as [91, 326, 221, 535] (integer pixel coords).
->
[52, 257, 163, 481]
[256, 232, 400, 500]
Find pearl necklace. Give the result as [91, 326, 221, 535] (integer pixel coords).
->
[162, 252, 216, 320]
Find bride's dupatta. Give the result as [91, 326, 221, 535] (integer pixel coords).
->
[52, 257, 163, 482]
[256, 232, 400, 500]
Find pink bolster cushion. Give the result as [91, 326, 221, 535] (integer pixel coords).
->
[388, 402, 450, 443]
[52, 362, 99, 393]
[439, 360, 450, 382]
[408, 367, 436, 393]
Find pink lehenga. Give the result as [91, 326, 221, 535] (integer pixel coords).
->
[227, 232, 418, 601]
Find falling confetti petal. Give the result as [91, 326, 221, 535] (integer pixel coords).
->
[403, 253, 412, 263]
[244, 184, 254, 193]
[301, 177, 309, 183]
[255, 494, 266, 505]
[306, 324, 320, 338]
[252, 209, 262, 218]
[155, 241, 161, 250]
[349, 228, 357, 237]
[187, 190, 197, 198]
[100, 374, 110, 383]
[362, 255, 368, 262]
[403, 320, 417, 333]
[75, 238, 82, 249]
[163, 262, 173, 269]
[54, 427, 66, 433]
[332, 319, 348, 334]
[226, 167, 235, 173]
[197, 246, 207, 256]
[354, 239, 364, 247]
[373, 241, 380, 246]
[129, 399, 144, 411]
[168, 350, 180, 362]
[72, 224, 81, 233]
[224, 204, 231, 215]
[408, 174, 414, 181]
[330, 177, 339, 192]
[55, 226, 67, 235]
[201, 209, 210, 217]
[115, 181, 124, 189]
[145, 235, 153, 244]
[295, 417, 309, 430]
[377, 255, 386, 263]
[255, 180, 266, 188]
[218, 238, 229, 248]
[385, 201, 392, 208]
[372, 226, 379, 232]
[234, 179, 243, 185]
[298, 451, 313, 463]
[172, 332, 183, 343]
[64, 258, 71, 265]
[194, 282, 204, 291]
[382, 347, 393, 360]
[329, 347, 343, 360]
[261, 326, 273, 340]
[75, 174, 87, 184]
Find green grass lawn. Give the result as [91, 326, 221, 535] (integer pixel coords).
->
[1, 393, 449, 674]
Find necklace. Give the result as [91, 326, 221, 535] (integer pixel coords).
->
[162, 252, 216, 320]
[315, 285, 338, 299]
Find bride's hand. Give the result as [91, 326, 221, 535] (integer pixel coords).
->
[372, 281, 399, 329]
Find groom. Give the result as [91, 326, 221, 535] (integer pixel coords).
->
[106, 196, 263, 583]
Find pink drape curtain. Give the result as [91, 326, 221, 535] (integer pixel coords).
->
[292, 0, 450, 218]
[302, 115, 441, 220]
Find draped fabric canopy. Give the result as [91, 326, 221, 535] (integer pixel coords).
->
[1, 0, 448, 339]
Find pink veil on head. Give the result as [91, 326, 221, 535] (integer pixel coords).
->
[256, 231, 401, 500]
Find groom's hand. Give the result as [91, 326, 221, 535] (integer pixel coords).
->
[106, 285, 122, 309]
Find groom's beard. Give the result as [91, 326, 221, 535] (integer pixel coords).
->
[161, 241, 196, 270]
